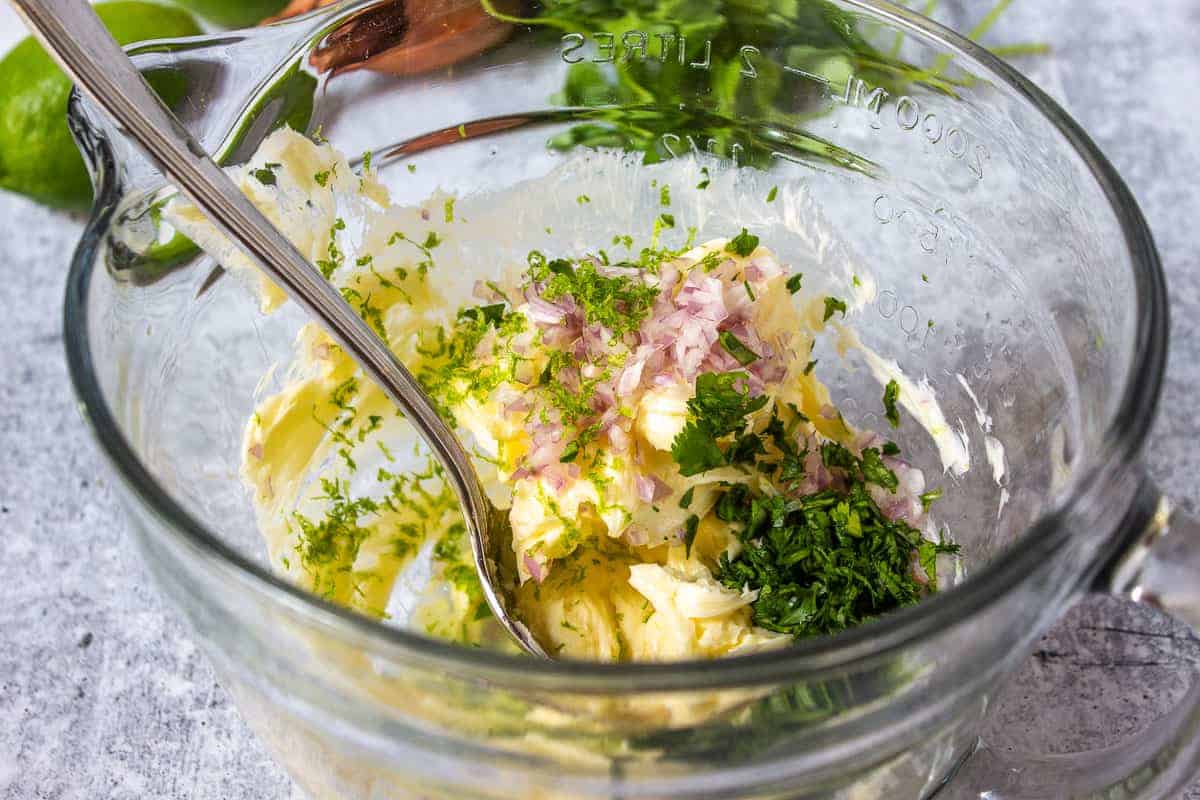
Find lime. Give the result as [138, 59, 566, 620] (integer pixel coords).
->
[164, 0, 288, 28]
[0, 2, 202, 211]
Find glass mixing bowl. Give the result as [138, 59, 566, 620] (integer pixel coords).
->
[63, 1, 1200, 797]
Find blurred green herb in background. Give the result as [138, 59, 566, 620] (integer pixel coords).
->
[483, 0, 1047, 168]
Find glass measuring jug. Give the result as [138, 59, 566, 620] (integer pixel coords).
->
[62, 1, 1200, 797]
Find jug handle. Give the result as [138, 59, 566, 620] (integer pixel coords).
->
[939, 480, 1200, 800]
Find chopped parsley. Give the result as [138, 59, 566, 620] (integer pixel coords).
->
[683, 514, 700, 557]
[786, 273, 803, 294]
[660, 185, 671, 206]
[715, 453, 959, 639]
[883, 379, 901, 428]
[725, 228, 759, 258]
[860, 448, 898, 491]
[766, 186, 778, 203]
[679, 487, 695, 509]
[823, 296, 847, 322]
[251, 162, 281, 186]
[718, 331, 759, 366]
[696, 167, 710, 190]
[457, 303, 506, 327]
[919, 488, 942, 510]
[671, 371, 768, 476]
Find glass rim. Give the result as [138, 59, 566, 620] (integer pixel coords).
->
[62, 0, 1168, 692]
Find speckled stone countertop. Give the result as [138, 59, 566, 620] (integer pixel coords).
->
[1, 1, 1198, 798]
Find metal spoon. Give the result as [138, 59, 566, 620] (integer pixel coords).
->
[14, 0, 545, 656]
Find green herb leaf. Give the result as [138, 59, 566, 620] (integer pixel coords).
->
[766, 186, 778, 202]
[560, 440, 580, 463]
[688, 372, 769, 437]
[684, 514, 700, 557]
[726, 228, 759, 257]
[671, 423, 728, 477]
[252, 162, 281, 186]
[719, 331, 759, 366]
[671, 371, 768, 477]
[716, 476, 958, 640]
[786, 273, 804, 294]
[823, 296, 847, 322]
[457, 303, 506, 327]
[729, 431, 766, 465]
[919, 488, 942, 510]
[820, 441, 857, 471]
[679, 486, 696, 509]
[883, 379, 901, 428]
[860, 448, 898, 491]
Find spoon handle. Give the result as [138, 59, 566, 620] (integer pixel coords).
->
[12, 0, 489, 554]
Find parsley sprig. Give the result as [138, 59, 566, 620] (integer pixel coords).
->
[671, 371, 768, 476]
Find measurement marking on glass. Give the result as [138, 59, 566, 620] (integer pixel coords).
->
[557, 37, 995, 184]
[874, 194, 939, 254]
[560, 31, 717, 70]
[877, 289, 936, 348]
[781, 65, 829, 87]
[657, 132, 743, 166]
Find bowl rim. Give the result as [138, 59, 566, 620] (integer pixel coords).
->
[62, 0, 1168, 692]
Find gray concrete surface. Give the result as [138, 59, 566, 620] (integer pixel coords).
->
[0, 1, 1198, 798]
